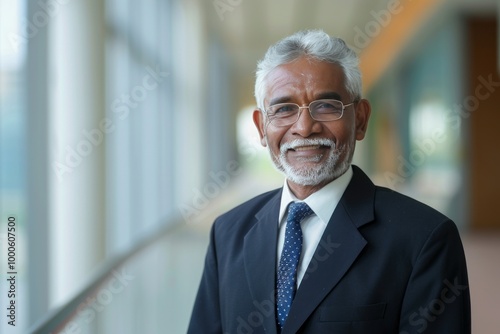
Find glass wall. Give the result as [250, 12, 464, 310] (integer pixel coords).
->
[1, 0, 235, 331]
[367, 15, 468, 229]
[4, 1, 498, 333]
[0, 0, 28, 332]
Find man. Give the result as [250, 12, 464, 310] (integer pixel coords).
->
[188, 30, 470, 334]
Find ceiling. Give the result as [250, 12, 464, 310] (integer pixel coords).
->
[202, 0, 393, 106]
[205, 0, 390, 68]
[199, 0, 498, 106]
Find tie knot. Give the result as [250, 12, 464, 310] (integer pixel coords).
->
[287, 202, 314, 224]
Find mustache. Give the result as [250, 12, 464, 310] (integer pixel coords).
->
[280, 138, 336, 154]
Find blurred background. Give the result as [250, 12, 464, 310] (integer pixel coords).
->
[0, 0, 499, 333]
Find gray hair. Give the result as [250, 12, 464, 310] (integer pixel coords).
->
[254, 30, 362, 110]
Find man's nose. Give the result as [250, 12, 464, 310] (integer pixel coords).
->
[290, 107, 321, 136]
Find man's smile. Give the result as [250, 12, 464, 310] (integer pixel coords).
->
[287, 145, 330, 162]
[291, 145, 326, 151]
[280, 139, 335, 157]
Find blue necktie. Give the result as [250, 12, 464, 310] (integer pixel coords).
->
[276, 202, 314, 331]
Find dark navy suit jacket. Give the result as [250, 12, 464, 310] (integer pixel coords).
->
[188, 166, 471, 333]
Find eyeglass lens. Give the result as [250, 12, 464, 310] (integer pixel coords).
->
[267, 99, 344, 126]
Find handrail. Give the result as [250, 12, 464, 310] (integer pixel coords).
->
[28, 215, 183, 334]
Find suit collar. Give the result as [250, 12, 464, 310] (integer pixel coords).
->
[279, 166, 354, 227]
[338, 165, 376, 228]
[243, 166, 376, 334]
[283, 165, 376, 333]
[243, 190, 281, 334]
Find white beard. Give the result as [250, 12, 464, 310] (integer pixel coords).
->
[266, 137, 353, 186]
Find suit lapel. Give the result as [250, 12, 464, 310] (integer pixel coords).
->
[243, 190, 281, 334]
[283, 166, 376, 333]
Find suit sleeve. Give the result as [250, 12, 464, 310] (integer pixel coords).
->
[187, 223, 223, 334]
[399, 220, 471, 334]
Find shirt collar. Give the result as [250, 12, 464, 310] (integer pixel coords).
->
[278, 165, 353, 226]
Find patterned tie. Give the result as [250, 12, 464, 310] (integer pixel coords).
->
[276, 202, 314, 331]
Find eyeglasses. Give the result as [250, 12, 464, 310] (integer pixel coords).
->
[265, 99, 356, 127]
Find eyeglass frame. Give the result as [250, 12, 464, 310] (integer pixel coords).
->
[263, 99, 358, 127]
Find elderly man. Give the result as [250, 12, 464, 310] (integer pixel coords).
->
[188, 30, 470, 334]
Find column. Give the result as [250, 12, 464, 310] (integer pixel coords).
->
[48, 0, 106, 307]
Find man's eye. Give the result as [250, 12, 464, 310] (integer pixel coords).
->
[274, 105, 296, 114]
[317, 102, 334, 108]
[315, 102, 340, 114]
[276, 105, 294, 113]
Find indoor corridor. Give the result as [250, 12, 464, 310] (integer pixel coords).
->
[1, 0, 499, 333]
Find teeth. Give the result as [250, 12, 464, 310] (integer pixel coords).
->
[294, 145, 321, 151]
[280, 139, 335, 155]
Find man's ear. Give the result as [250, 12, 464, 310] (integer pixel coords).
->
[354, 99, 371, 141]
[252, 109, 267, 147]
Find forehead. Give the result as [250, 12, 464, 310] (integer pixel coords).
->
[264, 57, 347, 105]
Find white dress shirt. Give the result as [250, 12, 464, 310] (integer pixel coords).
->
[277, 166, 353, 287]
